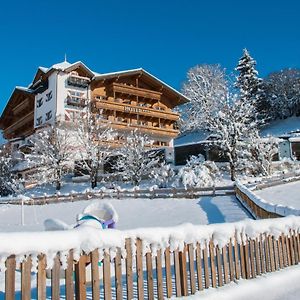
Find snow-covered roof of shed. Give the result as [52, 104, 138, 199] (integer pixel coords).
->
[174, 130, 213, 147]
[260, 117, 300, 138]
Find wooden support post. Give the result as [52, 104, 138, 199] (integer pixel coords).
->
[5, 255, 16, 300]
[165, 247, 173, 298]
[188, 244, 196, 294]
[52, 254, 61, 300]
[91, 249, 100, 300]
[216, 246, 223, 286]
[179, 245, 188, 296]
[21, 256, 32, 300]
[156, 249, 164, 300]
[195, 243, 203, 291]
[228, 240, 235, 282]
[203, 244, 210, 288]
[75, 255, 87, 300]
[37, 254, 46, 300]
[125, 239, 133, 300]
[222, 246, 230, 284]
[115, 248, 123, 300]
[136, 239, 144, 300]
[65, 250, 75, 300]
[146, 252, 154, 300]
[173, 249, 182, 297]
[209, 241, 217, 288]
[233, 238, 240, 279]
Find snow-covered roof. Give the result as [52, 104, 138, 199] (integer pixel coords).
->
[260, 117, 300, 138]
[93, 68, 189, 103]
[174, 130, 213, 147]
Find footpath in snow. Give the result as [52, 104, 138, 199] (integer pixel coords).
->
[177, 265, 300, 300]
[255, 180, 300, 210]
[0, 195, 251, 232]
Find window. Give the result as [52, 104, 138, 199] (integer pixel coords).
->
[37, 98, 43, 108]
[46, 91, 53, 102]
[45, 110, 52, 121]
[36, 116, 42, 126]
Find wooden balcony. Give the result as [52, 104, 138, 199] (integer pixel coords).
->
[94, 99, 179, 121]
[111, 82, 162, 100]
[98, 119, 179, 138]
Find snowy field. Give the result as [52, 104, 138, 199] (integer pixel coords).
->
[0, 195, 251, 232]
[255, 180, 300, 210]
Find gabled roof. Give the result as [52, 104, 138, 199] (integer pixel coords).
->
[93, 68, 189, 104]
[0, 86, 34, 126]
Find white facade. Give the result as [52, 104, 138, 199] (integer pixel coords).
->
[34, 68, 90, 128]
[34, 72, 57, 128]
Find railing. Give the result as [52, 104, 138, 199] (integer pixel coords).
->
[1, 217, 300, 299]
[235, 181, 300, 218]
[0, 185, 235, 205]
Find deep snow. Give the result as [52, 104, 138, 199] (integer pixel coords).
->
[0, 195, 251, 232]
[255, 180, 300, 210]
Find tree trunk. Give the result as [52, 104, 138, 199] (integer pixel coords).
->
[56, 180, 61, 191]
[91, 169, 97, 189]
[230, 162, 235, 181]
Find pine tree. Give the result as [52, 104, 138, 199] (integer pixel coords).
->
[235, 49, 264, 118]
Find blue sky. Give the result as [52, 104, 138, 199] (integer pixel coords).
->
[0, 0, 299, 116]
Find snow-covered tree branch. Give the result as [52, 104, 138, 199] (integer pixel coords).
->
[27, 123, 75, 190]
[114, 130, 161, 186]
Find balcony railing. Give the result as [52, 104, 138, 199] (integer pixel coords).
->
[67, 97, 86, 107]
[94, 98, 179, 121]
[111, 82, 162, 100]
[67, 74, 90, 88]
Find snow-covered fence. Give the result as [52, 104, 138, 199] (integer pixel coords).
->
[2, 216, 300, 299]
[236, 182, 300, 218]
[0, 185, 235, 205]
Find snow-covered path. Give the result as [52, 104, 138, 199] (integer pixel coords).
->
[0, 195, 251, 232]
[255, 180, 300, 210]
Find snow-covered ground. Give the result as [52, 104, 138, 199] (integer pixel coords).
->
[0, 195, 251, 232]
[255, 180, 300, 210]
[179, 265, 300, 300]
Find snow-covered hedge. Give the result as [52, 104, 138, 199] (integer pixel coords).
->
[1, 215, 300, 271]
[236, 181, 300, 217]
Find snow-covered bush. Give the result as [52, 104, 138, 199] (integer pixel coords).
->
[150, 162, 175, 188]
[177, 155, 220, 189]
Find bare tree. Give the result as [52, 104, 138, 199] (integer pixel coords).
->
[114, 130, 161, 186]
[263, 69, 300, 120]
[27, 123, 75, 190]
[74, 114, 115, 188]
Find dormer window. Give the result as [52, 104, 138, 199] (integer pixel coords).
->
[45, 110, 52, 121]
[37, 98, 43, 108]
[36, 116, 42, 126]
[46, 91, 53, 102]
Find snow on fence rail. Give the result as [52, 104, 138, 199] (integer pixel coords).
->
[236, 182, 300, 218]
[1, 216, 300, 299]
[0, 185, 235, 205]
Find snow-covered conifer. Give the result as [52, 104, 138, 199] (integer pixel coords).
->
[235, 49, 263, 106]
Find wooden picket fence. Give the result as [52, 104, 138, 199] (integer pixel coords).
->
[3, 231, 300, 300]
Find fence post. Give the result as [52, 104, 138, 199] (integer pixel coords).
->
[75, 254, 87, 300]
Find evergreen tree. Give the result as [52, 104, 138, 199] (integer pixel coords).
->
[235, 49, 264, 119]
